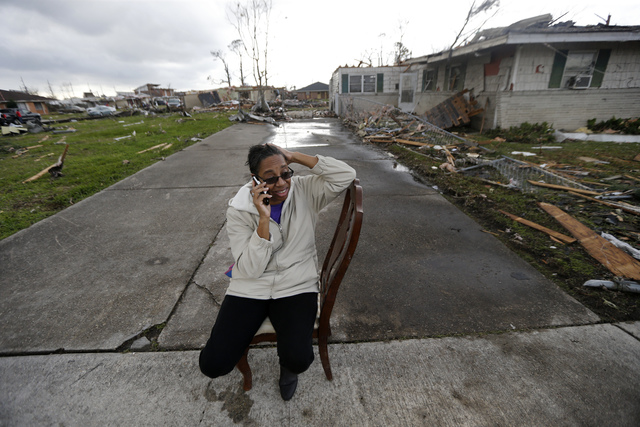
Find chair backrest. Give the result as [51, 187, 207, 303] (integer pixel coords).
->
[317, 179, 363, 331]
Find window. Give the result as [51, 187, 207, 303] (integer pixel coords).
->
[548, 49, 610, 89]
[422, 69, 437, 92]
[562, 51, 597, 88]
[349, 75, 362, 93]
[363, 75, 376, 92]
[345, 74, 379, 93]
[445, 64, 465, 91]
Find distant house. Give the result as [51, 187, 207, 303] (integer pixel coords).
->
[183, 86, 284, 109]
[331, 15, 640, 131]
[329, 65, 405, 115]
[295, 82, 329, 100]
[0, 89, 55, 115]
[133, 83, 175, 98]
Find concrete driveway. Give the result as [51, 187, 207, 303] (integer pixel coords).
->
[1, 119, 638, 426]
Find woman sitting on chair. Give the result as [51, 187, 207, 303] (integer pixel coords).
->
[199, 143, 356, 400]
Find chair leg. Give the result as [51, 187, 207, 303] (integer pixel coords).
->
[318, 334, 333, 381]
[236, 348, 253, 391]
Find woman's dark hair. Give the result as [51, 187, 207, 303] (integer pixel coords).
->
[246, 144, 284, 175]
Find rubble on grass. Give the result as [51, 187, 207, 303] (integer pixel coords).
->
[342, 99, 640, 287]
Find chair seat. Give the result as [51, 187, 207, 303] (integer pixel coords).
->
[254, 294, 322, 335]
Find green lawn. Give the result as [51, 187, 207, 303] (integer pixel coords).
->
[0, 111, 234, 240]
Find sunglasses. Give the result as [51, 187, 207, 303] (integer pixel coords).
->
[256, 167, 294, 185]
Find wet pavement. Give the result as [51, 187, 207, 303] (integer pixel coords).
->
[0, 119, 638, 426]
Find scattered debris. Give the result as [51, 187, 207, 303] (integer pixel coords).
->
[583, 279, 640, 294]
[499, 210, 576, 244]
[601, 233, 640, 260]
[229, 108, 278, 126]
[23, 144, 69, 183]
[539, 202, 640, 280]
[423, 90, 484, 130]
[137, 143, 169, 154]
[52, 128, 76, 134]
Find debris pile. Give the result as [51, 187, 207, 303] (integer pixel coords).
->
[341, 96, 640, 291]
[423, 90, 484, 130]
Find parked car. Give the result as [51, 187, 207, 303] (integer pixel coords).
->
[167, 98, 181, 108]
[0, 108, 41, 124]
[87, 105, 116, 116]
[60, 105, 86, 113]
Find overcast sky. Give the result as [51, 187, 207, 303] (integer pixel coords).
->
[1, 0, 638, 98]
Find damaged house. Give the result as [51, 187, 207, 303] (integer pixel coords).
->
[331, 15, 640, 131]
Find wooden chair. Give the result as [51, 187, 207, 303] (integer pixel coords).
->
[236, 179, 363, 391]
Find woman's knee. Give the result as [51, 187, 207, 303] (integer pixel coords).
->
[279, 349, 314, 374]
[199, 348, 236, 379]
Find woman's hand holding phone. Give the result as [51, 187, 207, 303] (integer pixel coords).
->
[252, 176, 271, 218]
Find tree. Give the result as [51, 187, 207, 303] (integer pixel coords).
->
[229, 39, 247, 86]
[227, 0, 273, 112]
[392, 20, 412, 65]
[210, 49, 233, 87]
[20, 77, 38, 95]
[449, 0, 500, 53]
[47, 80, 57, 99]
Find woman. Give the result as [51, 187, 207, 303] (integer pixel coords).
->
[199, 143, 356, 400]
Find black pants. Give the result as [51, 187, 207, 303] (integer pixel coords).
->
[199, 292, 318, 378]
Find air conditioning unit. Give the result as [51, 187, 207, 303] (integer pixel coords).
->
[570, 75, 592, 89]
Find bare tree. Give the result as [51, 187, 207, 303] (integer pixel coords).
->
[229, 39, 247, 86]
[47, 80, 57, 99]
[449, 0, 500, 53]
[20, 77, 38, 95]
[392, 20, 412, 65]
[227, 0, 273, 112]
[211, 49, 233, 87]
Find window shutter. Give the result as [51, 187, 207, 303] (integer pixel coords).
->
[548, 50, 568, 88]
[341, 74, 349, 93]
[590, 49, 611, 88]
[376, 73, 384, 92]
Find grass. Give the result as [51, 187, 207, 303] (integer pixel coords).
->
[373, 133, 640, 323]
[0, 111, 234, 240]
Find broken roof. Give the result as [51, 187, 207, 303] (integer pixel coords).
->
[296, 82, 329, 92]
[0, 89, 55, 103]
[405, 14, 640, 65]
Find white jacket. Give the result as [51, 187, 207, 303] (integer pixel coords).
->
[225, 155, 357, 299]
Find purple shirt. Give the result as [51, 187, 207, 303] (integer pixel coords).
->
[270, 202, 283, 224]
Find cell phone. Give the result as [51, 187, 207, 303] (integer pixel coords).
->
[252, 176, 270, 205]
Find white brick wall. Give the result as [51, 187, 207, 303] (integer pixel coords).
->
[495, 88, 640, 131]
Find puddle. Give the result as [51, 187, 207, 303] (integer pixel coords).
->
[393, 163, 411, 173]
[270, 122, 330, 148]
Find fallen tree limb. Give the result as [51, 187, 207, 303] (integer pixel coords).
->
[539, 202, 640, 280]
[499, 210, 576, 244]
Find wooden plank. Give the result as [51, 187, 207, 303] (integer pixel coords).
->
[499, 210, 576, 244]
[567, 191, 640, 216]
[538, 202, 640, 280]
[137, 143, 168, 154]
[394, 138, 429, 147]
[23, 144, 69, 183]
[527, 180, 600, 196]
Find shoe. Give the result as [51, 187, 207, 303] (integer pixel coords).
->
[279, 365, 298, 401]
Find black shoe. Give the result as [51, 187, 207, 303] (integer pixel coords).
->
[279, 365, 298, 401]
